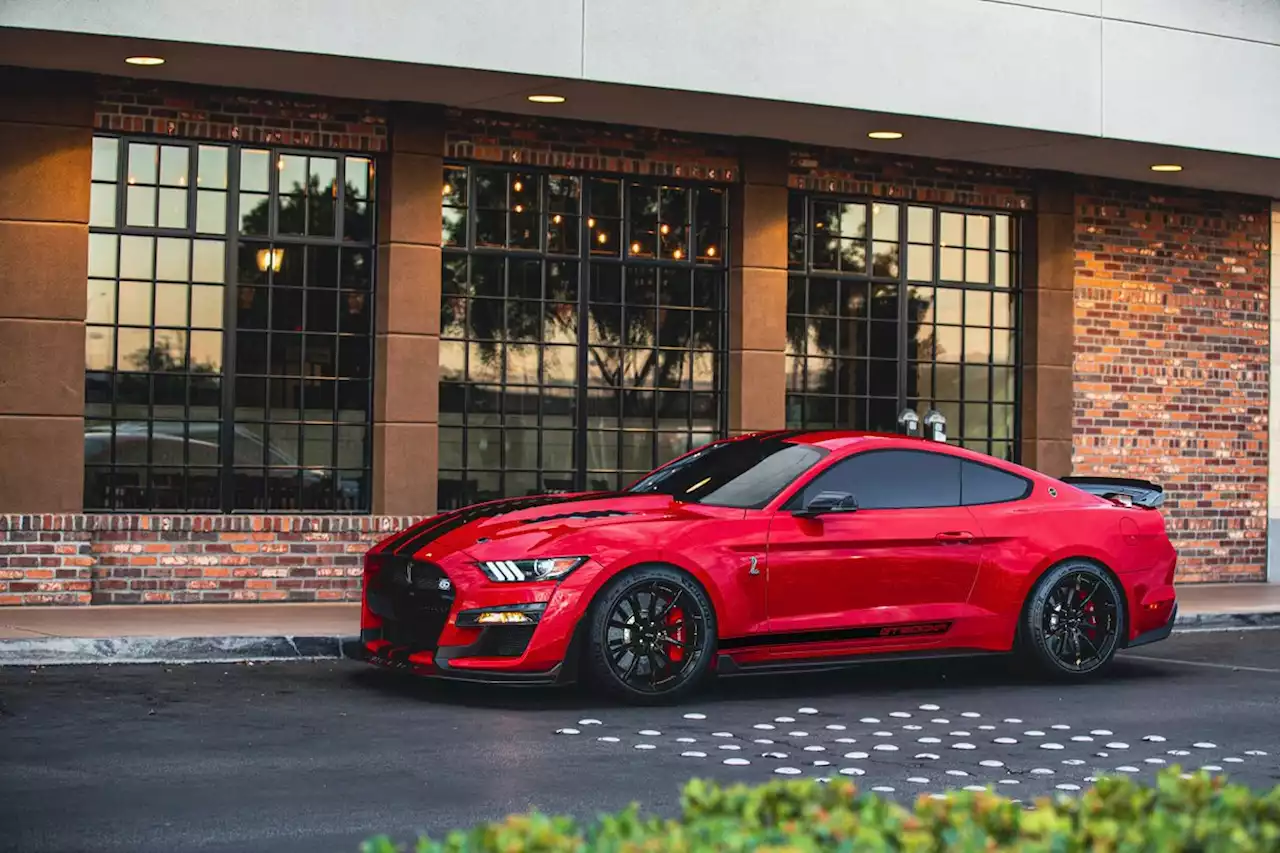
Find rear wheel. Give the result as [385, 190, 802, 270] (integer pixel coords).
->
[584, 565, 716, 704]
[1019, 560, 1125, 679]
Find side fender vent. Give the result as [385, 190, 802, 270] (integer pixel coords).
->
[521, 510, 632, 524]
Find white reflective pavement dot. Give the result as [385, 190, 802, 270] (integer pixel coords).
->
[961, 712, 982, 718]
[949, 731, 972, 737]
[844, 751, 870, 759]
[994, 737, 1018, 745]
[804, 745, 826, 752]
[1246, 750, 1268, 757]
[964, 785, 987, 792]
[1039, 743, 1064, 750]
[826, 724, 847, 731]
[774, 767, 802, 775]
[951, 743, 976, 750]
[835, 737, 857, 744]
[1223, 757, 1245, 764]
[1057, 784, 1081, 791]
[946, 769, 969, 777]
[813, 760, 831, 767]
[978, 725, 996, 731]
[579, 719, 603, 726]
[1024, 730, 1045, 737]
[859, 717, 880, 724]
[798, 707, 820, 715]
[1202, 765, 1223, 772]
[683, 713, 706, 720]
[597, 736, 620, 743]
[1168, 749, 1190, 757]
[718, 745, 741, 751]
[775, 717, 795, 723]
[723, 758, 750, 766]
[1107, 742, 1129, 750]
[918, 737, 942, 744]
[1091, 729, 1113, 736]
[789, 731, 810, 738]
[871, 786, 895, 793]
[1193, 742, 1217, 749]
[712, 732, 734, 738]
[1143, 735, 1166, 743]
[1144, 758, 1165, 764]
[753, 724, 775, 730]
[676, 737, 697, 743]
[916, 753, 941, 760]
[839, 767, 866, 776]
[874, 744, 899, 751]
[903, 725, 923, 731]
[681, 751, 706, 758]
[638, 730, 661, 736]
[1116, 766, 1139, 773]
[919, 704, 941, 711]
[1030, 768, 1054, 775]
[890, 711, 912, 718]
[1071, 736, 1093, 742]
[753, 738, 775, 745]
[998, 779, 1020, 786]
[931, 718, 950, 725]
[1050, 724, 1071, 730]
[908, 776, 930, 783]
[556, 728, 581, 735]
[1062, 759, 1085, 766]
[763, 751, 788, 759]
[1003, 718, 1023, 724]
[980, 760, 1004, 768]
[1096, 752, 1110, 758]
[635, 744, 656, 750]
[873, 731, 894, 737]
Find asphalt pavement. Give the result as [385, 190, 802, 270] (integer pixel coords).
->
[2, 629, 1279, 853]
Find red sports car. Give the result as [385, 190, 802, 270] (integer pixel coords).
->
[359, 431, 1177, 702]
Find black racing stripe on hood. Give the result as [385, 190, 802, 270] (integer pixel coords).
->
[390, 492, 624, 557]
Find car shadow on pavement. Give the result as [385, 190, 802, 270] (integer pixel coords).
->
[345, 653, 1171, 711]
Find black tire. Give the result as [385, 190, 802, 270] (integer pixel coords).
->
[1018, 560, 1125, 679]
[584, 564, 717, 704]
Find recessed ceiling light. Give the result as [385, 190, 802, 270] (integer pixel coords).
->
[527, 94, 566, 104]
[1150, 164, 1183, 172]
[867, 131, 904, 140]
[125, 56, 165, 66]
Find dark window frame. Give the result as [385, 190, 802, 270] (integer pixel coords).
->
[439, 162, 732, 509]
[786, 192, 1023, 462]
[959, 458, 1033, 506]
[783, 447, 964, 511]
[85, 133, 377, 513]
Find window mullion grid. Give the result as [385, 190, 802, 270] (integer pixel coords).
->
[575, 177, 590, 494]
[219, 145, 241, 513]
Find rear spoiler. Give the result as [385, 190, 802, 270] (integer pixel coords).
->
[1059, 476, 1164, 508]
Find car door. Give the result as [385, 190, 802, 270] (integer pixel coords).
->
[765, 448, 985, 636]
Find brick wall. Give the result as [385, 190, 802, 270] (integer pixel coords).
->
[789, 147, 1035, 209]
[0, 515, 422, 606]
[1073, 179, 1271, 582]
[94, 76, 387, 152]
[445, 108, 738, 179]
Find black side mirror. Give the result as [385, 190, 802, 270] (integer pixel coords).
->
[796, 490, 858, 518]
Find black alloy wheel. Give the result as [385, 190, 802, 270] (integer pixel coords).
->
[585, 565, 716, 703]
[1020, 560, 1125, 678]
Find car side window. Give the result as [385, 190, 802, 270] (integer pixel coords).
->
[960, 460, 1031, 506]
[786, 449, 961, 510]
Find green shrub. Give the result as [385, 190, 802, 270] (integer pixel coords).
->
[360, 768, 1280, 853]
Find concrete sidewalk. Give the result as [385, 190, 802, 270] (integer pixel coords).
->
[0, 584, 1277, 666]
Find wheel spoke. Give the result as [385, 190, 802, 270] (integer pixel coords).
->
[655, 588, 682, 621]
[620, 651, 641, 683]
[662, 636, 687, 650]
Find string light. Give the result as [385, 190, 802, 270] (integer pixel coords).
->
[631, 242, 642, 254]
[514, 204, 524, 213]
[552, 214, 562, 224]
[672, 248, 683, 260]
[513, 180, 524, 192]
[597, 232, 608, 244]
[587, 217, 596, 228]
[660, 224, 670, 235]
[442, 184, 452, 196]
[706, 246, 717, 258]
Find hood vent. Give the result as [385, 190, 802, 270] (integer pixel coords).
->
[521, 509, 632, 525]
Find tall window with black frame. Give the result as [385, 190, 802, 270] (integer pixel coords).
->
[84, 136, 376, 512]
[785, 194, 1020, 460]
[439, 165, 729, 510]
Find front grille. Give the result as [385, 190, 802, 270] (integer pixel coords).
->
[470, 626, 536, 658]
[368, 558, 454, 651]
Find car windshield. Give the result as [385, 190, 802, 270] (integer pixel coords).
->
[625, 435, 826, 508]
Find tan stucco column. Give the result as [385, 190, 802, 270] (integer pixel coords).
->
[727, 140, 788, 435]
[372, 104, 444, 514]
[0, 69, 93, 512]
[1021, 173, 1075, 476]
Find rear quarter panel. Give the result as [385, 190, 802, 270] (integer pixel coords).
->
[969, 484, 1177, 647]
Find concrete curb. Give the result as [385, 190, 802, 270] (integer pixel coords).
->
[0, 634, 363, 667]
[0, 612, 1276, 667]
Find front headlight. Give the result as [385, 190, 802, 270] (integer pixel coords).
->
[477, 556, 588, 583]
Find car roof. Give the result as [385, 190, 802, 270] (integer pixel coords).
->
[737, 429, 1031, 472]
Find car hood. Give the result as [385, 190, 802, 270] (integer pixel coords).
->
[378, 491, 681, 562]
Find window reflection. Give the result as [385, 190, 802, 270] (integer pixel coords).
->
[787, 192, 1020, 457]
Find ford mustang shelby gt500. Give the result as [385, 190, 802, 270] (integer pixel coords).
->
[359, 430, 1177, 702]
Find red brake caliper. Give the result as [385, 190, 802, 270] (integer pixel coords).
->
[665, 605, 686, 663]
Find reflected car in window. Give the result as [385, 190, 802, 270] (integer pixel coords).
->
[358, 430, 1178, 703]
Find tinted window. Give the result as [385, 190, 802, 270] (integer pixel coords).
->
[961, 460, 1030, 505]
[788, 449, 961, 510]
[627, 436, 825, 508]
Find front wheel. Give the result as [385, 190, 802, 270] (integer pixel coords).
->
[1019, 560, 1125, 679]
[584, 565, 716, 704]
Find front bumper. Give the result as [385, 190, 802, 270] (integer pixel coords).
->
[358, 552, 595, 684]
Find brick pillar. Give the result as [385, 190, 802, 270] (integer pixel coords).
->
[0, 69, 93, 512]
[372, 104, 444, 514]
[1021, 173, 1075, 476]
[727, 140, 789, 435]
